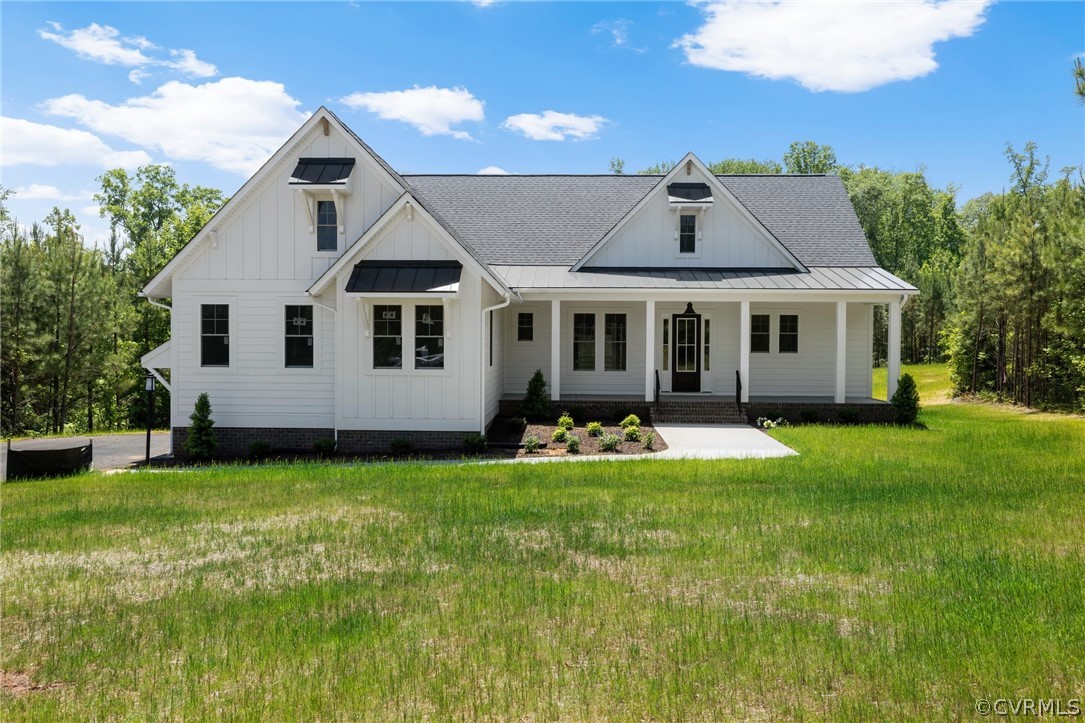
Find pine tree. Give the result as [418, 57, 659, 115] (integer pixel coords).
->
[521, 369, 550, 421]
[891, 373, 921, 425]
[184, 393, 217, 460]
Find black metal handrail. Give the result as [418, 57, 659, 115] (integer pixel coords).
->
[654, 369, 661, 404]
[735, 369, 742, 406]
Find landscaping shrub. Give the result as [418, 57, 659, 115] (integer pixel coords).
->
[551, 428, 569, 444]
[619, 414, 641, 429]
[463, 433, 488, 455]
[390, 437, 414, 456]
[184, 393, 217, 461]
[598, 433, 621, 452]
[756, 417, 788, 429]
[248, 440, 271, 461]
[556, 412, 574, 430]
[506, 417, 528, 433]
[313, 438, 336, 457]
[800, 409, 820, 424]
[623, 426, 641, 442]
[521, 370, 550, 421]
[565, 435, 580, 454]
[642, 432, 655, 450]
[586, 421, 604, 437]
[892, 373, 921, 424]
[837, 408, 861, 424]
[523, 434, 542, 453]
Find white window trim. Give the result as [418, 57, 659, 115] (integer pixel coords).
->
[298, 189, 345, 254]
[674, 209, 703, 260]
[282, 302, 322, 373]
[193, 297, 236, 374]
[517, 312, 535, 343]
[365, 300, 453, 377]
[568, 308, 632, 374]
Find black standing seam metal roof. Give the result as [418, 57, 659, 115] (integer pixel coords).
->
[345, 260, 463, 293]
[289, 158, 356, 185]
[667, 182, 712, 202]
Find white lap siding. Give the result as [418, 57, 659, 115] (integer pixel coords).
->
[559, 301, 645, 396]
[172, 282, 335, 428]
[504, 301, 552, 397]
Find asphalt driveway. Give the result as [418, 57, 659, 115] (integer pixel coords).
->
[2, 432, 171, 478]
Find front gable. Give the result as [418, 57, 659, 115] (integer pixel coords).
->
[143, 107, 405, 298]
[573, 154, 806, 272]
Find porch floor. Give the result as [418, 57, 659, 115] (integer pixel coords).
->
[499, 393, 888, 405]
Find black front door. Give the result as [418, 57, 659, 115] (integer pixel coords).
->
[671, 303, 701, 392]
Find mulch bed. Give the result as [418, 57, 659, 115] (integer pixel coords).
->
[487, 419, 668, 458]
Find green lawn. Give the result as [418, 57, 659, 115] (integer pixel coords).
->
[873, 362, 954, 403]
[3, 373, 1084, 718]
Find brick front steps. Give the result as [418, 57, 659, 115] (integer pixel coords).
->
[650, 400, 748, 425]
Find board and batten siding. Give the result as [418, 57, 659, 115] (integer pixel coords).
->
[171, 282, 335, 428]
[483, 288, 506, 426]
[747, 302, 872, 398]
[334, 210, 485, 431]
[584, 170, 794, 270]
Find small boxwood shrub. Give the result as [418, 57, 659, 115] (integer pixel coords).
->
[598, 433, 621, 452]
[506, 417, 528, 433]
[642, 431, 655, 450]
[313, 437, 336, 457]
[523, 434, 542, 453]
[891, 373, 921, 425]
[463, 433, 488, 455]
[619, 414, 641, 429]
[837, 408, 861, 424]
[248, 440, 271, 461]
[586, 421, 604, 437]
[800, 409, 820, 424]
[521, 370, 550, 421]
[623, 426, 641, 442]
[556, 412, 574, 430]
[551, 428, 569, 443]
[390, 437, 414, 456]
[565, 435, 580, 454]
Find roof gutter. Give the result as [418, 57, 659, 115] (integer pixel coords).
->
[139, 291, 172, 313]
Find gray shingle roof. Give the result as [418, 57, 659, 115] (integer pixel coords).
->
[402, 174, 877, 268]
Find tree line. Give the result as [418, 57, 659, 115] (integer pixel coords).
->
[1, 168, 226, 436]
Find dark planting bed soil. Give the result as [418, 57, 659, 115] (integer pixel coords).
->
[487, 418, 668, 457]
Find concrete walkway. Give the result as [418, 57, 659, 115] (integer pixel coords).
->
[484, 423, 797, 465]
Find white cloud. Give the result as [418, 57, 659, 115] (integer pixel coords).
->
[13, 184, 93, 202]
[39, 22, 218, 83]
[592, 19, 646, 53]
[42, 77, 309, 175]
[675, 0, 992, 93]
[501, 111, 608, 141]
[472, 0, 498, 7]
[477, 166, 510, 175]
[341, 86, 484, 140]
[1, 117, 152, 168]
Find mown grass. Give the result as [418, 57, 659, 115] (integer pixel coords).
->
[873, 362, 954, 403]
[3, 369, 1083, 719]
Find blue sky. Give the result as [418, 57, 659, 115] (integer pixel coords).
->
[2, 1, 1082, 248]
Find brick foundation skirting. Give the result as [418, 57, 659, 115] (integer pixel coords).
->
[336, 429, 469, 454]
[497, 399, 650, 423]
[744, 402, 895, 425]
[173, 427, 335, 458]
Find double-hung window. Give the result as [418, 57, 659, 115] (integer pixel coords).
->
[415, 305, 445, 369]
[604, 314, 627, 371]
[751, 314, 770, 353]
[373, 305, 403, 368]
[679, 214, 697, 254]
[200, 304, 229, 367]
[573, 313, 595, 371]
[779, 314, 799, 353]
[517, 312, 534, 342]
[285, 305, 314, 368]
[316, 200, 337, 251]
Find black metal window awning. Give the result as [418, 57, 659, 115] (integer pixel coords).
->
[667, 182, 713, 204]
[346, 261, 463, 294]
[289, 158, 356, 185]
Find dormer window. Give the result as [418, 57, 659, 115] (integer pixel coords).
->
[317, 201, 337, 251]
[679, 214, 696, 254]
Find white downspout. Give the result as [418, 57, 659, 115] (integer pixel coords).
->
[307, 292, 338, 448]
[139, 292, 172, 313]
[480, 295, 513, 434]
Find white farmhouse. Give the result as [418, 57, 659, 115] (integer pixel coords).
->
[141, 108, 916, 454]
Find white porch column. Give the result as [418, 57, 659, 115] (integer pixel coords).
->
[835, 301, 847, 404]
[550, 299, 561, 401]
[888, 299, 902, 400]
[739, 300, 750, 403]
[644, 299, 656, 401]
